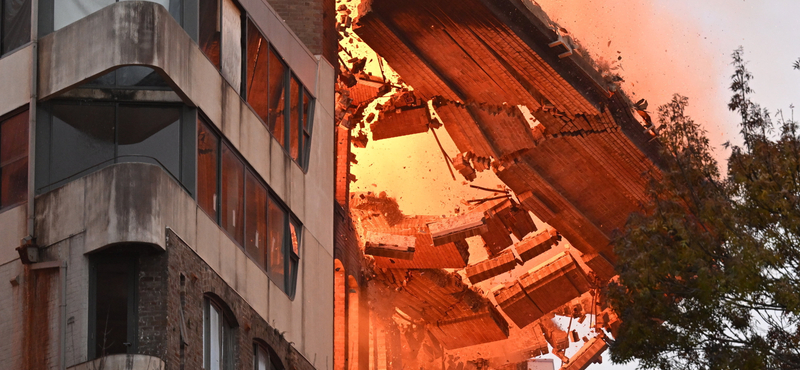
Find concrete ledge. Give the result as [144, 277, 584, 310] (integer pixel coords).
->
[35, 163, 196, 253]
[0, 45, 32, 116]
[67, 354, 165, 370]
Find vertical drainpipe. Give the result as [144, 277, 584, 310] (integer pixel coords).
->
[26, 2, 67, 370]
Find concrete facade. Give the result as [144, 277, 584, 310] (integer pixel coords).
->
[0, 1, 335, 369]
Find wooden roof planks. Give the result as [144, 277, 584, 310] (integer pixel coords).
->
[562, 337, 608, 370]
[364, 231, 416, 260]
[493, 280, 544, 329]
[428, 211, 487, 246]
[519, 253, 592, 316]
[371, 268, 510, 348]
[515, 227, 559, 262]
[493, 252, 593, 328]
[465, 249, 519, 284]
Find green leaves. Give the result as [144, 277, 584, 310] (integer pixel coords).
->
[608, 49, 800, 369]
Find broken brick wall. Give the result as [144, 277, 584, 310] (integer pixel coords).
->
[266, 0, 337, 64]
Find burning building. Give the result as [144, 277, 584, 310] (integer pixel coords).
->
[332, 0, 663, 369]
[0, 0, 336, 369]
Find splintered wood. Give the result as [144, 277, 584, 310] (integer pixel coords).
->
[427, 211, 487, 246]
[465, 249, 519, 284]
[481, 199, 538, 257]
[371, 268, 510, 349]
[563, 337, 608, 370]
[493, 253, 592, 328]
[515, 227, 559, 262]
[364, 231, 416, 260]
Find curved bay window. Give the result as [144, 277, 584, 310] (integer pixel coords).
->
[197, 117, 300, 297]
[35, 101, 194, 194]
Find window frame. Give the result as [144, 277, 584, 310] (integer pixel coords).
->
[0, 106, 29, 211]
[196, 116, 302, 297]
[239, 15, 315, 172]
[253, 341, 284, 370]
[0, 0, 31, 57]
[87, 254, 138, 360]
[36, 100, 190, 195]
[203, 296, 236, 370]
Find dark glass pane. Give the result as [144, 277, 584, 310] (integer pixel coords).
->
[115, 66, 169, 87]
[245, 171, 267, 268]
[267, 48, 286, 146]
[54, 0, 113, 31]
[1, 157, 27, 207]
[199, 0, 221, 69]
[289, 76, 300, 160]
[266, 196, 285, 288]
[94, 260, 131, 357]
[289, 221, 299, 256]
[246, 19, 269, 123]
[197, 118, 219, 219]
[0, 110, 28, 166]
[50, 104, 115, 185]
[85, 70, 117, 87]
[119, 0, 182, 24]
[116, 105, 181, 177]
[221, 143, 244, 245]
[303, 90, 311, 130]
[2, 0, 30, 55]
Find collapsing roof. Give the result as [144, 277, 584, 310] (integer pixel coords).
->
[335, 0, 665, 367]
[352, 0, 662, 275]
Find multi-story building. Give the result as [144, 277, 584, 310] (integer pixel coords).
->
[0, 1, 336, 369]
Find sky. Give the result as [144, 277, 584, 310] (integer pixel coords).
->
[348, 1, 800, 369]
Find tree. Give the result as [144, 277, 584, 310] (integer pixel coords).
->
[607, 48, 800, 369]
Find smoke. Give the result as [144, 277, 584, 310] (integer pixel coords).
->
[530, 0, 735, 163]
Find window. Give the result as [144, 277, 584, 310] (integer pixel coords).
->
[199, 0, 244, 92]
[204, 297, 235, 370]
[266, 196, 286, 289]
[245, 170, 267, 267]
[196, 120, 301, 296]
[48, 0, 181, 32]
[240, 18, 315, 169]
[221, 143, 244, 245]
[198, 117, 220, 219]
[37, 102, 187, 194]
[0, 109, 28, 209]
[89, 256, 137, 359]
[245, 18, 268, 123]
[83, 66, 170, 89]
[198, 0, 220, 69]
[254, 343, 283, 370]
[267, 48, 286, 147]
[1, 0, 30, 56]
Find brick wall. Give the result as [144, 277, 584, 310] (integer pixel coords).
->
[267, 0, 337, 65]
[156, 229, 317, 370]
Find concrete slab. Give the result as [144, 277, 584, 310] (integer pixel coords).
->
[0, 205, 26, 266]
[239, 106, 271, 181]
[218, 229, 238, 286]
[268, 139, 288, 203]
[35, 177, 86, 248]
[196, 211, 221, 273]
[246, 258, 269, 321]
[222, 86, 242, 150]
[0, 45, 32, 116]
